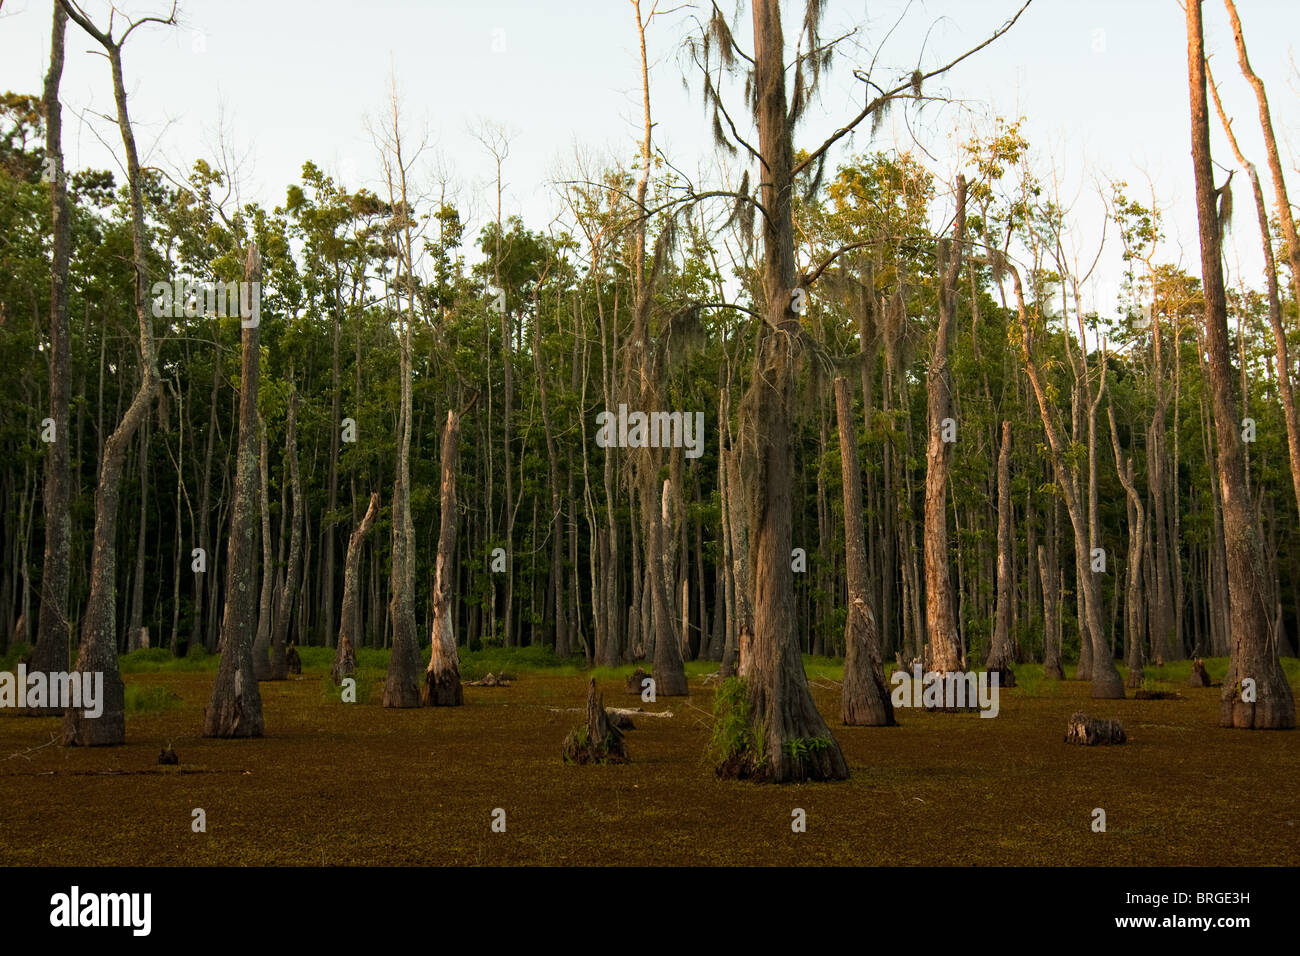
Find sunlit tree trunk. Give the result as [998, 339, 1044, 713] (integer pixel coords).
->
[1185, 0, 1293, 729]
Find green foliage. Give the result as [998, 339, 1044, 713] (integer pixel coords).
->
[708, 677, 764, 770]
[782, 735, 833, 761]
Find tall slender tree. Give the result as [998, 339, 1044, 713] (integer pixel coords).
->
[835, 376, 894, 725]
[59, 0, 175, 745]
[203, 243, 266, 738]
[1185, 0, 1293, 729]
[26, 0, 71, 716]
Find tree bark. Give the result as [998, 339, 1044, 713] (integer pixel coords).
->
[252, 417, 274, 680]
[60, 5, 169, 744]
[1206, 60, 1300, 528]
[128, 420, 149, 651]
[986, 420, 1017, 685]
[1223, 0, 1300, 318]
[267, 391, 300, 681]
[1039, 543, 1064, 679]
[1185, 0, 1293, 729]
[203, 244, 265, 738]
[425, 409, 465, 706]
[27, 0, 71, 715]
[650, 478, 689, 695]
[330, 494, 377, 681]
[923, 177, 968, 676]
[725, 0, 849, 782]
[1108, 407, 1146, 688]
[835, 377, 895, 725]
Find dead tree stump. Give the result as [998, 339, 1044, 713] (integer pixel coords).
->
[1188, 657, 1211, 688]
[626, 667, 650, 695]
[285, 642, 302, 676]
[562, 678, 628, 764]
[1064, 712, 1126, 746]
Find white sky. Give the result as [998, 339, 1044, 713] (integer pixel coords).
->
[2, 0, 1298, 319]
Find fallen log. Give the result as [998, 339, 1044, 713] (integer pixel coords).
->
[1064, 712, 1126, 746]
[466, 672, 511, 687]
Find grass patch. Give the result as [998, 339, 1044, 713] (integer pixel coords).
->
[319, 667, 384, 704]
[124, 683, 184, 715]
[120, 647, 216, 673]
[804, 656, 845, 681]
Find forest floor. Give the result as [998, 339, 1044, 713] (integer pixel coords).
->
[0, 648, 1296, 865]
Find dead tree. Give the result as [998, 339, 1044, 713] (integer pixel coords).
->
[1206, 57, 1300, 531]
[332, 492, 379, 685]
[834, 377, 895, 725]
[562, 678, 628, 764]
[380, 88, 423, 708]
[424, 408, 467, 706]
[59, 0, 175, 745]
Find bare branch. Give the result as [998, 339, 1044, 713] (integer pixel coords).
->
[792, 0, 1032, 178]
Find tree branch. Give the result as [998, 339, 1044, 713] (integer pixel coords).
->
[792, 0, 1032, 178]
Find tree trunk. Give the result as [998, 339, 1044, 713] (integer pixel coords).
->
[650, 478, 689, 695]
[1207, 60, 1300, 528]
[835, 377, 895, 725]
[986, 420, 1017, 685]
[1108, 407, 1146, 688]
[267, 391, 300, 681]
[323, 280, 342, 649]
[1010, 263, 1124, 698]
[383, 305, 420, 707]
[194, 345, 220, 655]
[923, 177, 968, 676]
[723, 446, 749, 678]
[1039, 543, 1064, 679]
[1186, 0, 1293, 729]
[252, 417, 274, 680]
[424, 409, 465, 706]
[61, 15, 166, 745]
[203, 244, 265, 739]
[27, 0, 71, 715]
[1223, 0, 1300, 320]
[723, 0, 849, 782]
[128, 419, 149, 651]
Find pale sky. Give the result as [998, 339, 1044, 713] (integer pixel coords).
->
[2, 0, 1298, 318]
